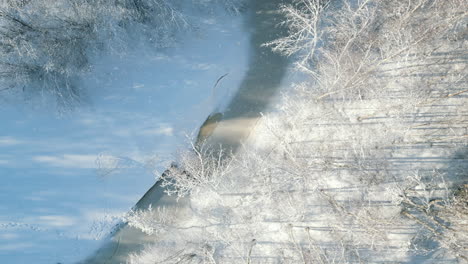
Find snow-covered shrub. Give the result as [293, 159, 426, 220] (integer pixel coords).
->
[125, 205, 177, 236]
[159, 141, 236, 198]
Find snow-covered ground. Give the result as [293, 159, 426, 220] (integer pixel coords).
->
[0, 4, 249, 264]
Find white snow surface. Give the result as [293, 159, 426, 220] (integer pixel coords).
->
[0, 5, 249, 264]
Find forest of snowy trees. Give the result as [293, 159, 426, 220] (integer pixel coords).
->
[0, 0, 466, 263]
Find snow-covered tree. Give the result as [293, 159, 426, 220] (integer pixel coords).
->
[0, 0, 245, 109]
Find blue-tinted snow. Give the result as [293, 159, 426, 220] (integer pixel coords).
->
[0, 8, 248, 264]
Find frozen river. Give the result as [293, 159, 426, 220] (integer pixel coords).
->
[82, 0, 291, 263]
[0, 1, 292, 263]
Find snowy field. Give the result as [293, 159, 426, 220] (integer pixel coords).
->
[0, 2, 249, 263]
